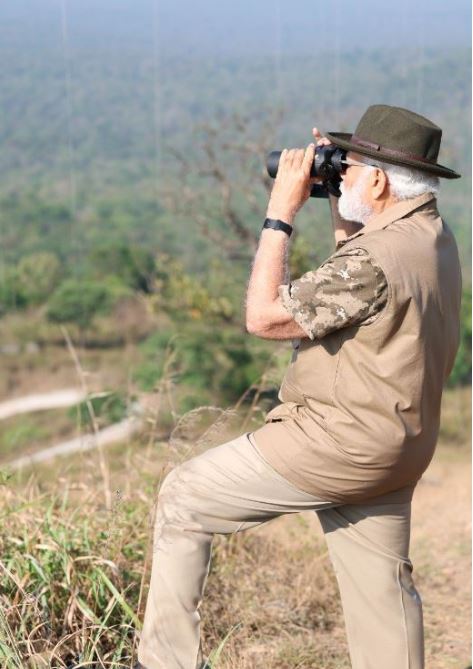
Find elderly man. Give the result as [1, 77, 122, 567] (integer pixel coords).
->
[135, 105, 462, 669]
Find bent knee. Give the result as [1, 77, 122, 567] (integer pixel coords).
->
[153, 465, 191, 541]
[157, 461, 203, 509]
[159, 465, 180, 496]
[157, 464, 189, 509]
[156, 454, 219, 530]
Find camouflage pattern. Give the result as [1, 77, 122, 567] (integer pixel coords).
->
[278, 247, 388, 340]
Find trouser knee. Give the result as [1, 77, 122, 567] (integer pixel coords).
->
[152, 464, 193, 547]
[158, 464, 182, 502]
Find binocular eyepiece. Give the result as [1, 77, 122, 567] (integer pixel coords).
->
[266, 145, 347, 198]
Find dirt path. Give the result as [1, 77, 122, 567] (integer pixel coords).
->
[410, 452, 471, 668]
[0, 388, 87, 420]
[0, 389, 145, 471]
[5, 416, 144, 470]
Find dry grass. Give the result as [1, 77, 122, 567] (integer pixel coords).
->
[0, 408, 76, 458]
[202, 525, 351, 669]
[0, 336, 470, 668]
[1, 423, 469, 668]
[0, 425, 349, 669]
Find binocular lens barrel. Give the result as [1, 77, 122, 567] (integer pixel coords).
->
[266, 146, 346, 179]
[265, 146, 347, 198]
[266, 151, 283, 179]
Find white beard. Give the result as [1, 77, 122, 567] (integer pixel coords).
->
[338, 172, 374, 224]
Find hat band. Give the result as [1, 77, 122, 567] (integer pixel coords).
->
[351, 135, 435, 165]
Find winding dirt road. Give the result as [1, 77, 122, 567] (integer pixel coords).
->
[0, 389, 144, 470]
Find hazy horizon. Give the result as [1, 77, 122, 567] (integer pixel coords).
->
[2, 0, 471, 56]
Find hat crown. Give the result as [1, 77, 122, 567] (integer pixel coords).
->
[353, 105, 442, 163]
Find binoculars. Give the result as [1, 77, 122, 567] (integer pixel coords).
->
[266, 145, 347, 197]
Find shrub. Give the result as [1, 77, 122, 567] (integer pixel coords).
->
[68, 391, 129, 429]
[89, 243, 156, 293]
[16, 252, 62, 305]
[447, 285, 472, 387]
[152, 253, 236, 323]
[46, 279, 116, 331]
[133, 325, 272, 409]
[0, 264, 25, 314]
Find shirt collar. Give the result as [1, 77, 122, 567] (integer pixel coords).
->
[335, 192, 437, 250]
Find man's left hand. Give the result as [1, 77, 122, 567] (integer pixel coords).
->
[266, 143, 319, 225]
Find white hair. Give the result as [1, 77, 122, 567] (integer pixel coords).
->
[359, 156, 440, 200]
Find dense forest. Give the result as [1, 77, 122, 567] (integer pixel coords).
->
[0, 32, 471, 413]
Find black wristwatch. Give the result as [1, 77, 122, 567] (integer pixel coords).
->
[262, 218, 293, 237]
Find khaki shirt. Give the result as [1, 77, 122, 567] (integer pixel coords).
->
[251, 193, 462, 504]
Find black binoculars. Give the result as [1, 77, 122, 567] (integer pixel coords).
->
[266, 145, 347, 197]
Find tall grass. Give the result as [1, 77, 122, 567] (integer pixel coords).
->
[0, 466, 346, 668]
[0, 332, 292, 668]
[0, 330, 470, 668]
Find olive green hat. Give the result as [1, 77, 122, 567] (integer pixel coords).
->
[326, 104, 460, 179]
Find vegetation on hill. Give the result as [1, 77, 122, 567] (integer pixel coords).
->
[1, 35, 470, 396]
[0, 26, 470, 667]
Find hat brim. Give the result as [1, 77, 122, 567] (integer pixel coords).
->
[325, 132, 461, 179]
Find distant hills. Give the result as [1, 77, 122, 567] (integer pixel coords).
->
[0, 8, 470, 276]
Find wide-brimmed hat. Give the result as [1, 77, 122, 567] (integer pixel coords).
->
[325, 104, 460, 179]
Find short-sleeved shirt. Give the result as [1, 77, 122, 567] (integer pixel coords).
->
[278, 247, 388, 339]
[251, 193, 462, 504]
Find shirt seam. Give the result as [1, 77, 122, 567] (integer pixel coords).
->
[341, 243, 393, 330]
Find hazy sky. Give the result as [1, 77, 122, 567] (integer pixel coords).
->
[2, 0, 471, 55]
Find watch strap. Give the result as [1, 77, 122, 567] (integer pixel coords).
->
[262, 218, 293, 237]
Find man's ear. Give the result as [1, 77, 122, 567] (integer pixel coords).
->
[370, 168, 389, 200]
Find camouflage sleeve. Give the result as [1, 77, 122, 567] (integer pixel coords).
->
[278, 247, 388, 340]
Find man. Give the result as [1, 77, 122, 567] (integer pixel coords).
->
[135, 105, 462, 669]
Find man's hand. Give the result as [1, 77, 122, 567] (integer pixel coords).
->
[266, 143, 318, 225]
[312, 126, 331, 148]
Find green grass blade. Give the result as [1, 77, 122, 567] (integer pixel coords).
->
[207, 622, 242, 667]
[94, 567, 142, 630]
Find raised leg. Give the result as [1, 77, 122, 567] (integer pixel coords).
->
[137, 432, 336, 669]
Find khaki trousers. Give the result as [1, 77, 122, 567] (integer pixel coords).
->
[137, 432, 424, 669]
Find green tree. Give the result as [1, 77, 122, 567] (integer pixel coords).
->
[0, 264, 25, 314]
[153, 253, 236, 324]
[16, 252, 61, 305]
[89, 243, 156, 293]
[46, 279, 115, 332]
[134, 325, 272, 410]
[447, 285, 472, 387]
